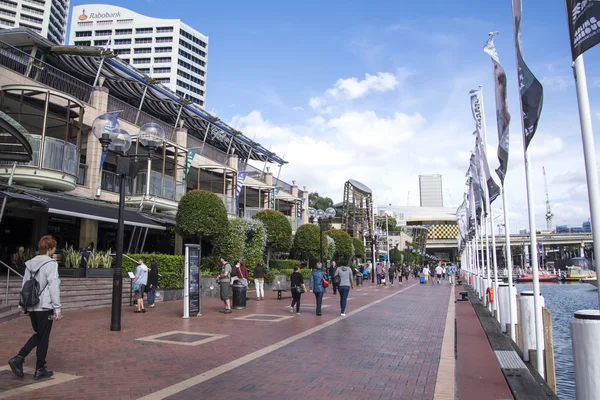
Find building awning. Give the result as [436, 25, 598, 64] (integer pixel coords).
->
[24, 190, 166, 231]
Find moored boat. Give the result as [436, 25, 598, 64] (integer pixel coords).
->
[517, 270, 559, 283]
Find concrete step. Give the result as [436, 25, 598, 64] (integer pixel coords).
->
[0, 305, 22, 324]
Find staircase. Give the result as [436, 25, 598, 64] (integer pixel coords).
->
[0, 278, 134, 323]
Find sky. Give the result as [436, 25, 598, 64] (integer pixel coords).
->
[71, 0, 600, 234]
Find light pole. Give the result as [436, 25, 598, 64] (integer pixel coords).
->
[308, 207, 336, 267]
[92, 115, 165, 332]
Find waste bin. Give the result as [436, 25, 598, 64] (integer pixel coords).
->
[232, 281, 247, 309]
[356, 274, 363, 286]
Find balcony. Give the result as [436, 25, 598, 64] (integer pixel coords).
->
[107, 95, 174, 140]
[215, 193, 236, 215]
[0, 135, 78, 191]
[125, 171, 185, 211]
[101, 170, 133, 195]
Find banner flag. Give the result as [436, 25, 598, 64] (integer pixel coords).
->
[484, 33, 512, 184]
[270, 186, 281, 209]
[98, 112, 120, 174]
[99, 151, 107, 174]
[182, 149, 198, 181]
[235, 171, 248, 202]
[513, 0, 544, 150]
[469, 89, 483, 133]
[566, 0, 600, 60]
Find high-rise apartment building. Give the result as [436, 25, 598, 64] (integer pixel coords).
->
[69, 4, 208, 107]
[419, 174, 443, 208]
[0, 0, 69, 44]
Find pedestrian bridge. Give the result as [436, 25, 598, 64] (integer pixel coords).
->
[427, 232, 593, 249]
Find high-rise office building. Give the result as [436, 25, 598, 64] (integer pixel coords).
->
[0, 0, 69, 44]
[419, 174, 443, 208]
[69, 4, 208, 107]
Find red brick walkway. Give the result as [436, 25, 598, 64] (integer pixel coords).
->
[0, 278, 451, 400]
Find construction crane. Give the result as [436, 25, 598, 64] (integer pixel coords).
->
[543, 167, 554, 231]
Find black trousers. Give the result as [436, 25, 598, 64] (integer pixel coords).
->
[291, 290, 301, 312]
[19, 310, 53, 369]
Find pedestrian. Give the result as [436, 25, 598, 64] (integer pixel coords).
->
[8, 235, 61, 380]
[309, 262, 327, 316]
[334, 260, 354, 316]
[376, 262, 383, 286]
[238, 262, 249, 286]
[146, 259, 159, 308]
[217, 257, 232, 313]
[404, 264, 410, 282]
[447, 264, 456, 285]
[422, 265, 430, 282]
[435, 264, 443, 284]
[133, 257, 149, 313]
[12, 246, 25, 273]
[442, 264, 447, 280]
[389, 263, 396, 285]
[290, 265, 307, 314]
[328, 260, 338, 294]
[253, 260, 266, 301]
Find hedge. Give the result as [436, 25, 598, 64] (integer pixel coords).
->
[353, 237, 366, 258]
[292, 224, 320, 262]
[124, 254, 184, 289]
[175, 190, 229, 244]
[326, 229, 354, 262]
[252, 209, 292, 264]
[269, 259, 302, 270]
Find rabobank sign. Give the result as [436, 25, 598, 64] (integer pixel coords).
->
[78, 9, 122, 21]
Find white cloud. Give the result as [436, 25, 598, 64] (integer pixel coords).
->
[541, 76, 572, 91]
[325, 72, 400, 100]
[292, 106, 304, 112]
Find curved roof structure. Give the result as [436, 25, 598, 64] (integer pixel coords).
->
[0, 110, 33, 162]
[347, 179, 372, 195]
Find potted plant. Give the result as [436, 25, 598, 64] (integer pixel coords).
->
[58, 245, 85, 278]
[85, 250, 114, 278]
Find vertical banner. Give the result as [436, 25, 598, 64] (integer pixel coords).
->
[99, 151, 107, 174]
[235, 171, 248, 202]
[483, 33, 512, 184]
[270, 186, 281, 209]
[512, 0, 544, 150]
[566, 0, 600, 60]
[182, 149, 198, 181]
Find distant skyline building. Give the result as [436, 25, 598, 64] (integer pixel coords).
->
[419, 174, 443, 208]
[69, 4, 208, 107]
[0, 0, 69, 44]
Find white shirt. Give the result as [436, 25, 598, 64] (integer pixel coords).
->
[435, 266, 443, 275]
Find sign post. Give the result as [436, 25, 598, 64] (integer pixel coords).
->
[183, 244, 202, 318]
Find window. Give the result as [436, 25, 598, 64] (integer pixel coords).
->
[95, 29, 112, 36]
[154, 57, 171, 63]
[113, 48, 130, 55]
[75, 30, 92, 37]
[135, 27, 153, 34]
[138, 68, 150, 74]
[114, 28, 132, 35]
[153, 67, 171, 74]
[132, 58, 151, 64]
[176, 79, 204, 96]
[0, 9, 16, 17]
[21, 5, 43, 15]
[0, 18, 14, 26]
[177, 59, 205, 76]
[178, 49, 205, 67]
[154, 78, 170, 84]
[113, 38, 131, 45]
[134, 47, 151, 54]
[77, 21, 92, 26]
[156, 26, 173, 33]
[74, 40, 91, 46]
[177, 69, 204, 86]
[179, 39, 207, 58]
[94, 39, 109, 46]
[154, 46, 172, 53]
[20, 15, 43, 24]
[179, 29, 207, 48]
[117, 19, 133, 24]
[155, 36, 172, 43]
[0, 0, 17, 8]
[135, 37, 152, 44]
[96, 20, 112, 26]
[24, 0, 45, 6]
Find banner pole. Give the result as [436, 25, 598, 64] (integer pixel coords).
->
[502, 184, 516, 341]
[572, 54, 600, 309]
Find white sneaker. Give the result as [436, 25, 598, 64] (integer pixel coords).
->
[341, 313, 346, 316]
[290, 306, 294, 313]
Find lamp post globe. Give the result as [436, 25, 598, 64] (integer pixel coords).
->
[139, 122, 165, 155]
[325, 207, 336, 219]
[316, 209, 325, 220]
[308, 207, 317, 221]
[92, 113, 120, 151]
[108, 129, 132, 155]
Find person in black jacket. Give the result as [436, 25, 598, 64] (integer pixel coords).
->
[146, 260, 159, 308]
[289, 265, 307, 314]
[253, 261, 266, 301]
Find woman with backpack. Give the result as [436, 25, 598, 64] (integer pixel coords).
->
[309, 263, 327, 316]
[289, 265, 307, 314]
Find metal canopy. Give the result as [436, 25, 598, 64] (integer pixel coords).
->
[0, 110, 33, 162]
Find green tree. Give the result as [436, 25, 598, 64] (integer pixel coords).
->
[353, 237, 366, 259]
[326, 229, 354, 262]
[175, 190, 229, 246]
[376, 215, 397, 232]
[309, 192, 334, 210]
[216, 217, 266, 269]
[252, 209, 292, 265]
[389, 248, 403, 265]
[292, 223, 320, 263]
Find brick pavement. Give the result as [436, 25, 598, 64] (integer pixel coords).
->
[0, 278, 451, 400]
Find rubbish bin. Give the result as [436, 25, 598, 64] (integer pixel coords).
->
[356, 274, 363, 286]
[232, 281, 247, 310]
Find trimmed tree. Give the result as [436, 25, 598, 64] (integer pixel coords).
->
[216, 217, 267, 269]
[389, 248, 403, 265]
[326, 229, 354, 262]
[175, 190, 229, 252]
[292, 223, 320, 264]
[353, 237, 366, 261]
[252, 209, 292, 265]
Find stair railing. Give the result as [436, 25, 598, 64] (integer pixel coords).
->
[0, 260, 23, 305]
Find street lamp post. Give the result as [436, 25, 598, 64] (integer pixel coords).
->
[308, 207, 336, 267]
[92, 115, 165, 332]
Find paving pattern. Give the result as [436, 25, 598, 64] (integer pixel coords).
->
[0, 278, 452, 400]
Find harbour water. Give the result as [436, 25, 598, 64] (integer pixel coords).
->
[516, 282, 599, 400]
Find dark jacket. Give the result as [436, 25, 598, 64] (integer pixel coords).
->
[147, 261, 159, 287]
[254, 265, 266, 279]
[290, 271, 304, 288]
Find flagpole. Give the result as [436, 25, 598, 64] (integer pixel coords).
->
[571, 54, 600, 309]
[484, 205, 491, 307]
[502, 184, 516, 341]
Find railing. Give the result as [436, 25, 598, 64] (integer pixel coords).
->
[240, 163, 265, 182]
[101, 170, 133, 195]
[1, 259, 23, 306]
[187, 134, 228, 165]
[273, 177, 293, 194]
[0, 135, 77, 176]
[134, 171, 185, 201]
[0, 41, 94, 103]
[77, 163, 87, 185]
[215, 193, 236, 215]
[107, 95, 175, 140]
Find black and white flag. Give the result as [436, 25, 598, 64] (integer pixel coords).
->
[513, 0, 544, 150]
[566, 0, 600, 60]
[483, 33, 511, 184]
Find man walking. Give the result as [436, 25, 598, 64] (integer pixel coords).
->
[8, 235, 61, 380]
[447, 264, 456, 285]
[328, 260, 338, 295]
[217, 257, 232, 313]
[376, 262, 383, 286]
[435, 263, 444, 284]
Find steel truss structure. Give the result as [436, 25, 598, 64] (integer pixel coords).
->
[342, 179, 373, 239]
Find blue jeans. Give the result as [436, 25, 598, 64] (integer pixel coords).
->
[147, 285, 157, 305]
[338, 286, 350, 313]
[377, 273, 382, 285]
[314, 292, 324, 315]
[389, 274, 394, 284]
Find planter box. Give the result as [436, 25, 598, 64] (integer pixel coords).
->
[58, 268, 85, 278]
[160, 288, 183, 302]
[85, 268, 114, 278]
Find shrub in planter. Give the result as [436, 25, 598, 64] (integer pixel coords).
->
[326, 230, 354, 262]
[216, 217, 266, 268]
[125, 253, 184, 289]
[63, 245, 81, 269]
[176, 190, 228, 244]
[292, 224, 320, 263]
[252, 209, 292, 265]
[269, 259, 301, 270]
[353, 237, 366, 259]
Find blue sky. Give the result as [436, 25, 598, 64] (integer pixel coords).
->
[71, 0, 600, 232]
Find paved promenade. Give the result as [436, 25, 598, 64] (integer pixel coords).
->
[0, 278, 454, 400]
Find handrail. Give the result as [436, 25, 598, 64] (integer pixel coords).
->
[0, 259, 23, 278]
[1, 259, 23, 306]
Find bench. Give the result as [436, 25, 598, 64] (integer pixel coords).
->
[456, 291, 469, 302]
[273, 289, 288, 300]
